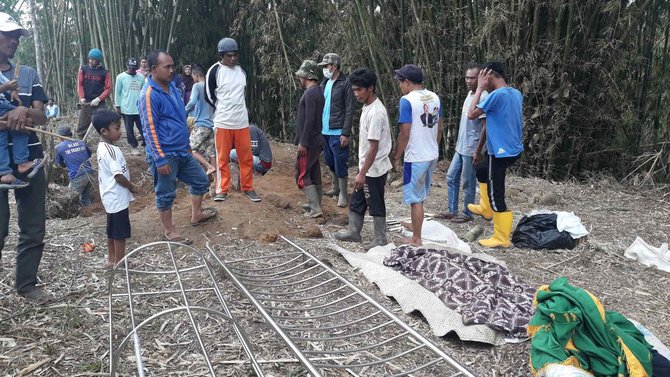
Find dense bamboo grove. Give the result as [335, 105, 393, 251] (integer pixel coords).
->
[5, 0, 670, 181]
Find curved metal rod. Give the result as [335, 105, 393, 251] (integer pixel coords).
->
[232, 258, 316, 279]
[239, 269, 329, 288]
[258, 284, 349, 303]
[275, 301, 369, 321]
[280, 236, 475, 377]
[265, 292, 359, 312]
[225, 252, 303, 269]
[312, 344, 425, 369]
[291, 320, 394, 342]
[281, 310, 381, 331]
[302, 331, 409, 355]
[250, 276, 338, 296]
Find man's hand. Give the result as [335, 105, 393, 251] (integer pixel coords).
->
[3, 107, 33, 132]
[157, 164, 171, 175]
[297, 144, 307, 157]
[477, 68, 491, 91]
[79, 98, 86, 105]
[115, 107, 122, 114]
[340, 135, 349, 148]
[0, 79, 19, 92]
[129, 183, 140, 194]
[90, 97, 101, 107]
[472, 152, 481, 165]
[353, 171, 366, 190]
[391, 157, 401, 173]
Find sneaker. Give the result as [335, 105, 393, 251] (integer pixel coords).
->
[244, 190, 261, 202]
[213, 193, 228, 202]
[19, 288, 53, 305]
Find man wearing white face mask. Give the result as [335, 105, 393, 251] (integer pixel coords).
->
[317, 53, 354, 207]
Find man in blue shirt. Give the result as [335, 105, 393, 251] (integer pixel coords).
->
[138, 49, 216, 245]
[54, 126, 94, 209]
[466, 61, 523, 248]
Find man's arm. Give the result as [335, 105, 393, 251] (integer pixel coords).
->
[138, 88, 168, 168]
[114, 174, 138, 193]
[184, 84, 199, 113]
[114, 74, 123, 111]
[468, 68, 492, 120]
[436, 117, 443, 147]
[341, 79, 355, 137]
[99, 72, 112, 101]
[392, 123, 411, 171]
[473, 119, 486, 165]
[354, 139, 379, 190]
[77, 67, 85, 100]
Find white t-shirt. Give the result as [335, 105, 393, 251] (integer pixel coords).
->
[359, 98, 392, 178]
[208, 63, 248, 129]
[398, 89, 441, 162]
[97, 142, 134, 214]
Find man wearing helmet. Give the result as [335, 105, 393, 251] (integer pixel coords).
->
[204, 37, 261, 202]
[76, 48, 112, 139]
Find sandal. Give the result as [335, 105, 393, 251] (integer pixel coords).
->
[191, 207, 218, 226]
[0, 178, 30, 190]
[26, 158, 47, 179]
[162, 235, 193, 245]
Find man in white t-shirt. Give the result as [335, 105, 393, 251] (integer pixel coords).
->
[335, 68, 392, 250]
[391, 64, 442, 246]
[204, 37, 260, 203]
[92, 110, 138, 268]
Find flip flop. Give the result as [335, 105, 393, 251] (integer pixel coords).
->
[0, 178, 30, 190]
[191, 207, 218, 226]
[26, 158, 47, 179]
[162, 235, 193, 246]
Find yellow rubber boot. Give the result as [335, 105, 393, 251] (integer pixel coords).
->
[479, 211, 513, 248]
[467, 183, 493, 220]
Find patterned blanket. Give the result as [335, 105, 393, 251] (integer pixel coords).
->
[383, 245, 535, 338]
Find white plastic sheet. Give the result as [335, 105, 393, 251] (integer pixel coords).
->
[624, 237, 670, 273]
[400, 219, 472, 253]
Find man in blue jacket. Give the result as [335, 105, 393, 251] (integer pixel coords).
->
[138, 49, 216, 245]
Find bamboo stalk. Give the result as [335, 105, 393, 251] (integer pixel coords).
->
[0, 121, 76, 142]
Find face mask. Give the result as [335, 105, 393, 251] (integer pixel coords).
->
[323, 68, 333, 79]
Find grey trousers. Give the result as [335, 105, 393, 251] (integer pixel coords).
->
[0, 169, 46, 294]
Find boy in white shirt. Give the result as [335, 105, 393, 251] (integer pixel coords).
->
[93, 110, 138, 268]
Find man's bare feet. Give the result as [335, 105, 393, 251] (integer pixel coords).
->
[17, 161, 34, 174]
[0, 173, 17, 184]
[205, 165, 215, 175]
[397, 236, 422, 246]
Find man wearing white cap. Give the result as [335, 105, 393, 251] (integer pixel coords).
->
[0, 12, 51, 303]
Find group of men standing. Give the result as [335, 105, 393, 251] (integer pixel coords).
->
[293, 55, 524, 249]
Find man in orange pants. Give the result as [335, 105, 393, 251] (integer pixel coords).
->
[204, 37, 260, 202]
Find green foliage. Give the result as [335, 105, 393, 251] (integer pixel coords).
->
[22, 0, 670, 180]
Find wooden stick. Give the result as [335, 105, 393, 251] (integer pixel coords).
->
[0, 120, 77, 141]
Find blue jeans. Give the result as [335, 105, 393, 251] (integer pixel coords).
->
[69, 173, 93, 207]
[0, 131, 30, 175]
[230, 149, 267, 175]
[446, 152, 476, 218]
[149, 154, 209, 211]
[322, 135, 349, 178]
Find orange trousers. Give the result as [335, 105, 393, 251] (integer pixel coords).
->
[215, 127, 254, 193]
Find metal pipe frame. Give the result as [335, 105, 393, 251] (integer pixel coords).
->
[206, 236, 476, 377]
[108, 241, 265, 376]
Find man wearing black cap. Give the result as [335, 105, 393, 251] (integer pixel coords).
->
[115, 58, 146, 152]
[54, 126, 94, 209]
[318, 53, 354, 208]
[466, 61, 523, 248]
[391, 64, 442, 246]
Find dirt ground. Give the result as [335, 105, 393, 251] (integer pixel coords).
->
[0, 136, 668, 376]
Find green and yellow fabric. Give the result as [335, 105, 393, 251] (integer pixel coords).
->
[528, 277, 653, 377]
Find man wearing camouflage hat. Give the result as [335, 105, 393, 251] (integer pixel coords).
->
[294, 60, 325, 218]
[115, 57, 146, 152]
[318, 53, 354, 208]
